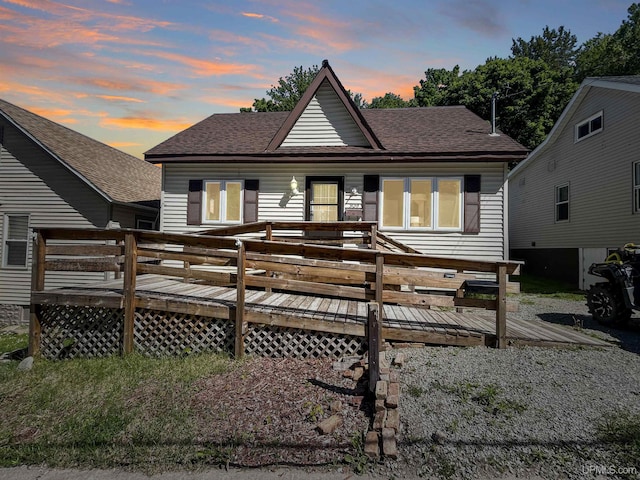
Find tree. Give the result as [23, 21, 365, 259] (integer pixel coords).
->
[444, 57, 578, 149]
[244, 64, 366, 112]
[413, 66, 461, 107]
[511, 26, 578, 70]
[249, 65, 320, 112]
[367, 92, 415, 109]
[575, 3, 640, 80]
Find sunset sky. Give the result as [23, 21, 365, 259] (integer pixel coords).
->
[0, 0, 632, 158]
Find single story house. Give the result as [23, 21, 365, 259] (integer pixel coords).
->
[145, 60, 527, 260]
[509, 76, 640, 289]
[0, 98, 161, 323]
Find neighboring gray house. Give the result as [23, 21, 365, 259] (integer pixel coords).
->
[146, 60, 527, 261]
[509, 76, 640, 289]
[0, 98, 161, 323]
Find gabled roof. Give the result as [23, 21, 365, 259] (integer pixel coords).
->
[265, 60, 383, 151]
[509, 75, 640, 177]
[146, 61, 527, 163]
[0, 98, 160, 205]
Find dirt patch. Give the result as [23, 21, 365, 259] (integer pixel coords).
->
[189, 356, 371, 467]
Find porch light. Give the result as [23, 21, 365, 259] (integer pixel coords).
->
[290, 176, 299, 196]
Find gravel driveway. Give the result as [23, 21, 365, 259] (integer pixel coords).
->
[373, 295, 640, 480]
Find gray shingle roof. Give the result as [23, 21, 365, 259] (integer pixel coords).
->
[145, 106, 527, 160]
[0, 98, 160, 204]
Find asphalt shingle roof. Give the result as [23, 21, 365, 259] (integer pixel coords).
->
[145, 105, 527, 159]
[0, 98, 160, 204]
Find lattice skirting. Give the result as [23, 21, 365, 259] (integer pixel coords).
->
[39, 305, 123, 359]
[245, 324, 366, 358]
[134, 309, 235, 357]
[38, 305, 366, 359]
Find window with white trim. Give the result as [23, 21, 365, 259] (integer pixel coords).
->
[2, 214, 30, 269]
[575, 111, 603, 142]
[555, 184, 569, 222]
[202, 180, 243, 223]
[634, 162, 640, 214]
[381, 177, 462, 230]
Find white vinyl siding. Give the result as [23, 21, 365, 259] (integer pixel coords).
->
[281, 80, 369, 147]
[510, 86, 640, 251]
[0, 135, 108, 306]
[162, 162, 507, 261]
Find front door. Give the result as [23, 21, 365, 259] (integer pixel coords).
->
[305, 176, 344, 222]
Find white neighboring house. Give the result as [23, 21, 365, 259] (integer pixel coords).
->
[0, 98, 161, 324]
[509, 76, 640, 290]
[146, 60, 527, 261]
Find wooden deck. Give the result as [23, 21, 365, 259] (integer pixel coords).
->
[33, 274, 610, 349]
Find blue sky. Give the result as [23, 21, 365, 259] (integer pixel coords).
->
[0, 0, 632, 158]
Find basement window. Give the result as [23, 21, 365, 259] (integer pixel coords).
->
[575, 111, 603, 142]
[2, 214, 30, 269]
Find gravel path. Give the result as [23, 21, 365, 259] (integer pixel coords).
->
[373, 295, 640, 480]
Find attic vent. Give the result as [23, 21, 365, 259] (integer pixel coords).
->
[281, 80, 369, 147]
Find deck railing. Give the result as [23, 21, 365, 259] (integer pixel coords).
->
[29, 224, 521, 357]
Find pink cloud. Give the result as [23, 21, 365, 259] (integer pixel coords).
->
[241, 11, 279, 22]
[100, 116, 193, 132]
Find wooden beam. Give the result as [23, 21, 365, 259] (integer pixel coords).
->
[245, 275, 374, 301]
[44, 258, 121, 272]
[28, 231, 46, 357]
[496, 263, 508, 349]
[244, 310, 365, 337]
[367, 302, 380, 393]
[31, 292, 123, 309]
[45, 244, 123, 256]
[375, 253, 384, 321]
[137, 263, 235, 285]
[122, 233, 137, 355]
[381, 327, 485, 347]
[234, 242, 246, 359]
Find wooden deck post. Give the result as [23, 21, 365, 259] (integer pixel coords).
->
[28, 230, 46, 357]
[367, 302, 380, 393]
[265, 224, 272, 293]
[376, 252, 384, 319]
[234, 241, 246, 358]
[122, 232, 138, 355]
[370, 223, 377, 250]
[496, 262, 508, 349]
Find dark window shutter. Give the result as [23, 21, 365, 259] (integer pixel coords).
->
[464, 175, 481, 233]
[187, 180, 203, 225]
[362, 175, 379, 222]
[244, 179, 259, 223]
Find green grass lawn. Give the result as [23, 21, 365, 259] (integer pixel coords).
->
[0, 333, 28, 355]
[517, 274, 585, 301]
[0, 352, 234, 473]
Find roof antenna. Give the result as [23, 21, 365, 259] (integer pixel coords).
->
[489, 91, 500, 136]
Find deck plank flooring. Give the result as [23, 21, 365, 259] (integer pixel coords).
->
[34, 274, 610, 348]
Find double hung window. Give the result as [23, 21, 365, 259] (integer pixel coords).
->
[3, 214, 30, 268]
[203, 180, 243, 223]
[634, 162, 640, 214]
[381, 177, 462, 230]
[555, 184, 569, 222]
